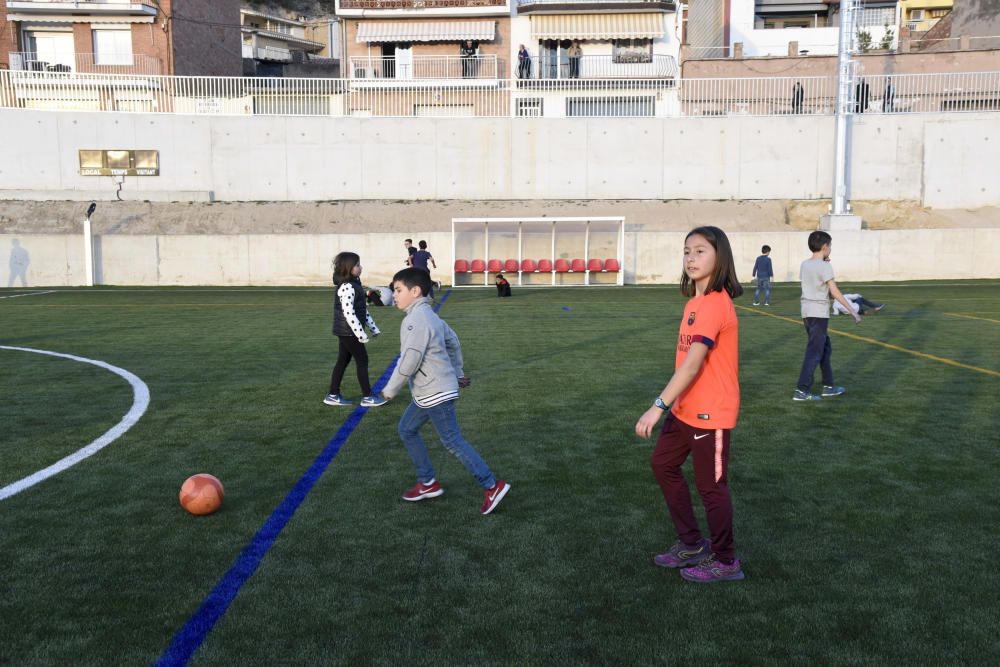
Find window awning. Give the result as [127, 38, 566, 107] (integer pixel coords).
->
[529, 13, 665, 40]
[356, 21, 496, 43]
[6, 13, 154, 23]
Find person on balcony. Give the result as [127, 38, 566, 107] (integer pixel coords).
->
[854, 80, 870, 113]
[567, 42, 583, 79]
[883, 78, 895, 113]
[461, 41, 478, 78]
[791, 81, 804, 114]
[517, 45, 531, 79]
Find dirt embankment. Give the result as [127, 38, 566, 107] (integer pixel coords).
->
[1, 199, 997, 235]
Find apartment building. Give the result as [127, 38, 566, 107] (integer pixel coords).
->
[1, 0, 241, 76]
[511, 0, 679, 80]
[686, 0, 898, 58]
[240, 8, 326, 66]
[899, 0, 951, 33]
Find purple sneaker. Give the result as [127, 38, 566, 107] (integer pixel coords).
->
[679, 555, 745, 583]
[653, 538, 711, 568]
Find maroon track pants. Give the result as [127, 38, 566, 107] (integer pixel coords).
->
[650, 413, 735, 561]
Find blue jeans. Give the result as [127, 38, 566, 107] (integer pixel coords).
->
[796, 317, 834, 392]
[754, 278, 771, 304]
[398, 400, 496, 489]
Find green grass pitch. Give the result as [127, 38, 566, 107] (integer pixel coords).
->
[1, 283, 998, 665]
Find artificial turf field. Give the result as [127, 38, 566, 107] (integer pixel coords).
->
[1, 282, 998, 666]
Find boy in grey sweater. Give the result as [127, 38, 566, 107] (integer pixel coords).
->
[380, 267, 510, 515]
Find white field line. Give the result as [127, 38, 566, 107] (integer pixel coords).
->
[0, 290, 56, 299]
[0, 346, 150, 500]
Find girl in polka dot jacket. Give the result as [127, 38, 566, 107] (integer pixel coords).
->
[324, 252, 386, 408]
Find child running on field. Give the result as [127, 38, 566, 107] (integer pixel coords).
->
[324, 252, 387, 408]
[380, 267, 510, 515]
[794, 231, 861, 401]
[635, 226, 745, 583]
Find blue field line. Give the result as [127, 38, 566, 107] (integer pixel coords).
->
[155, 290, 451, 667]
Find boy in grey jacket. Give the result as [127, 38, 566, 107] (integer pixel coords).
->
[380, 268, 510, 515]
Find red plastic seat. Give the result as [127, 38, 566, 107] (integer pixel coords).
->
[521, 259, 536, 272]
[554, 259, 570, 273]
[587, 258, 603, 273]
[470, 259, 486, 273]
[454, 259, 469, 273]
[487, 259, 502, 273]
[504, 259, 519, 273]
[570, 259, 586, 273]
[605, 258, 621, 272]
[537, 259, 553, 272]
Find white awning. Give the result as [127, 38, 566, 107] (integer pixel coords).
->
[356, 21, 496, 43]
[7, 13, 155, 23]
[530, 13, 665, 40]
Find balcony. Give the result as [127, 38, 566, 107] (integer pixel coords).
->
[8, 51, 163, 75]
[4, 0, 158, 19]
[350, 54, 499, 81]
[516, 0, 675, 12]
[243, 45, 294, 62]
[515, 54, 676, 80]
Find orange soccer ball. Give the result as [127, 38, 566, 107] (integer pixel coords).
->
[179, 473, 225, 516]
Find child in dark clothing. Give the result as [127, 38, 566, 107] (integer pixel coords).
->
[495, 273, 512, 297]
[752, 245, 773, 306]
[324, 252, 387, 408]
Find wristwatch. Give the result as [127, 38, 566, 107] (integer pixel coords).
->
[654, 397, 669, 411]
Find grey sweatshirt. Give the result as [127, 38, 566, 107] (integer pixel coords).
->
[384, 297, 464, 407]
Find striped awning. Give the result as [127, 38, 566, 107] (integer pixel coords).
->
[7, 14, 155, 23]
[356, 21, 496, 43]
[529, 13, 665, 40]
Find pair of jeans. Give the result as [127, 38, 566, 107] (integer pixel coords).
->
[398, 400, 495, 489]
[796, 317, 834, 392]
[754, 277, 771, 304]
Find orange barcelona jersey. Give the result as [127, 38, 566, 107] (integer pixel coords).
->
[671, 289, 740, 430]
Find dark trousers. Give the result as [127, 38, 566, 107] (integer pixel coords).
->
[650, 413, 735, 561]
[329, 335, 370, 396]
[852, 296, 878, 314]
[569, 57, 580, 78]
[796, 317, 834, 392]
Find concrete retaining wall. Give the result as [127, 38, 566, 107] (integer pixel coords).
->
[1, 109, 998, 207]
[3, 228, 997, 287]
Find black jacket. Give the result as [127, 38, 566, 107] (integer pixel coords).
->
[332, 277, 369, 337]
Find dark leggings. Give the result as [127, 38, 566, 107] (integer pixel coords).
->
[329, 335, 370, 396]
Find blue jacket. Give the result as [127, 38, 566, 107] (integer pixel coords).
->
[752, 255, 773, 279]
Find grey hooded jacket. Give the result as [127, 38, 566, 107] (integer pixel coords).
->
[384, 297, 464, 407]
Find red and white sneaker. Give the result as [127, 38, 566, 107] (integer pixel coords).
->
[401, 479, 444, 502]
[480, 480, 510, 515]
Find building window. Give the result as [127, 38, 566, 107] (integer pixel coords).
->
[929, 9, 949, 18]
[93, 28, 132, 66]
[612, 39, 652, 64]
[856, 7, 896, 28]
[516, 97, 543, 117]
[567, 96, 655, 117]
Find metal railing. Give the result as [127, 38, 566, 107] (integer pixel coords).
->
[243, 45, 293, 62]
[515, 54, 677, 80]
[349, 55, 499, 80]
[1, 70, 997, 117]
[9, 0, 157, 6]
[7, 51, 163, 76]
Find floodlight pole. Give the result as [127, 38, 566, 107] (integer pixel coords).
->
[822, 0, 863, 231]
[83, 202, 96, 286]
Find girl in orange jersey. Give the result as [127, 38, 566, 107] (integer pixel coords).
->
[635, 226, 745, 583]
